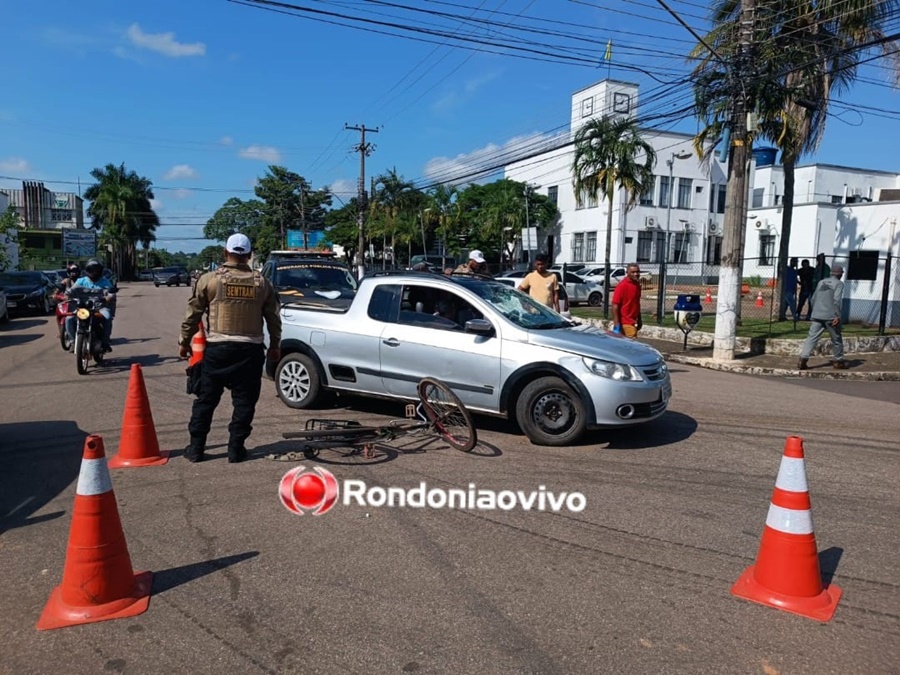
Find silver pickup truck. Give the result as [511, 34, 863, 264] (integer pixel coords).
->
[271, 272, 672, 446]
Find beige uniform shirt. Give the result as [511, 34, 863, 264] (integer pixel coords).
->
[519, 270, 559, 307]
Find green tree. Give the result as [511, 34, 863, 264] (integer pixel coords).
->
[693, 0, 899, 320]
[254, 166, 332, 249]
[425, 184, 461, 264]
[572, 117, 655, 316]
[324, 199, 361, 266]
[83, 163, 159, 280]
[372, 168, 423, 268]
[0, 205, 20, 271]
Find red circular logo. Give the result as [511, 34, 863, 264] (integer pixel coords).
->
[279, 467, 339, 516]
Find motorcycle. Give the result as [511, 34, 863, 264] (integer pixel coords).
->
[67, 287, 112, 375]
[55, 291, 72, 351]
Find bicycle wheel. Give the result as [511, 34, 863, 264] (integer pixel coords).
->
[417, 378, 477, 452]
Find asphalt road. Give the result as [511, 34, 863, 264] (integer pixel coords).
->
[1, 283, 898, 675]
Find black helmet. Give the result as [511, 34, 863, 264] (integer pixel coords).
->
[67, 263, 80, 278]
[85, 259, 103, 280]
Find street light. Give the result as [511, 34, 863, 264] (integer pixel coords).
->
[657, 151, 693, 323]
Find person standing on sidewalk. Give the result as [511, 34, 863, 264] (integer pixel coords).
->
[797, 259, 815, 319]
[611, 263, 644, 338]
[179, 233, 282, 463]
[798, 264, 845, 371]
[780, 257, 799, 320]
[517, 254, 560, 311]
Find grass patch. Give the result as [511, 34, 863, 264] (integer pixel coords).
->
[570, 308, 899, 339]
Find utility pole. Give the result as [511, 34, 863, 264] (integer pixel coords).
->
[712, 0, 755, 362]
[346, 123, 378, 279]
[300, 184, 307, 249]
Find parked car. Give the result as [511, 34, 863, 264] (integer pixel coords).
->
[0, 289, 8, 323]
[0, 271, 59, 315]
[43, 269, 68, 287]
[262, 250, 358, 311]
[153, 267, 189, 287]
[578, 266, 653, 287]
[269, 272, 670, 446]
[497, 270, 603, 307]
[138, 269, 155, 282]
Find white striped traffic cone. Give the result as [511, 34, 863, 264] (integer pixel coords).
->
[731, 435, 842, 621]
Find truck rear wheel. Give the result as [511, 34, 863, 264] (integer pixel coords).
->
[275, 353, 321, 409]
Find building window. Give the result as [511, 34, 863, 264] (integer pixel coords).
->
[752, 188, 765, 208]
[706, 235, 723, 265]
[639, 179, 654, 206]
[586, 190, 598, 208]
[585, 232, 597, 261]
[637, 231, 653, 262]
[677, 178, 693, 209]
[659, 176, 670, 208]
[759, 234, 776, 265]
[52, 209, 73, 221]
[654, 231, 666, 263]
[547, 185, 558, 206]
[830, 195, 843, 204]
[717, 184, 727, 213]
[581, 98, 593, 118]
[672, 232, 690, 263]
[575, 189, 597, 209]
[571, 233, 585, 262]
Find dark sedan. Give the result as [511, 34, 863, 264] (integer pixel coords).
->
[0, 271, 59, 315]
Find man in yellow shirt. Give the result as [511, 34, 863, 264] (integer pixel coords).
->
[518, 254, 560, 311]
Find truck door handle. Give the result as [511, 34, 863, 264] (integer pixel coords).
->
[382, 337, 400, 347]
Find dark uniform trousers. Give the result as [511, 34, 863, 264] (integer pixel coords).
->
[188, 341, 266, 456]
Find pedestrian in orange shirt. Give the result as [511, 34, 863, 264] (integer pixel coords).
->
[612, 263, 643, 338]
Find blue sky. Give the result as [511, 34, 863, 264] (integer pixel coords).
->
[1, 0, 897, 254]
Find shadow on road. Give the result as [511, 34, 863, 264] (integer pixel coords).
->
[0, 420, 87, 535]
[97, 354, 185, 373]
[0, 332, 44, 347]
[151, 551, 259, 594]
[818, 546, 844, 586]
[598, 410, 698, 450]
[111, 336, 161, 346]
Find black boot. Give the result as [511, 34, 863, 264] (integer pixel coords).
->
[184, 435, 207, 463]
[227, 437, 248, 464]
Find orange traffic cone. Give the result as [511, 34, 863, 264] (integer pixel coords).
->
[755, 290, 765, 307]
[109, 364, 168, 468]
[37, 435, 152, 630]
[705, 288, 712, 304]
[189, 321, 206, 367]
[731, 436, 842, 622]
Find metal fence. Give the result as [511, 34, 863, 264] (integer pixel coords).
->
[557, 252, 899, 334]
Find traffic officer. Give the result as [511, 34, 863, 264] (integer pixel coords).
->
[179, 233, 282, 463]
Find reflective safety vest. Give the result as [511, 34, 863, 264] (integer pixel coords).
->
[207, 266, 268, 339]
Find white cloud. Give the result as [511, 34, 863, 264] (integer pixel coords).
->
[0, 157, 31, 174]
[238, 145, 282, 163]
[329, 179, 357, 201]
[164, 164, 197, 180]
[423, 132, 562, 185]
[126, 24, 206, 58]
[150, 197, 164, 212]
[219, 136, 234, 146]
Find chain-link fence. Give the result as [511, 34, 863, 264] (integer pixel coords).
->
[559, 253, 899, 336]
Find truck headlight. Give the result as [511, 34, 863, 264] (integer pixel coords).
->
[583, 358, 643, 381]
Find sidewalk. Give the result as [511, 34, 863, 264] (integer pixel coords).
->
[639, 337, 900, 381]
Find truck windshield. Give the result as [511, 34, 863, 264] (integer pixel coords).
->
[463, 281, 570, 330]
[275, 264, 358, 292]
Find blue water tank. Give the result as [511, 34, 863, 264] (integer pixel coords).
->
[753, 147, 778, 166]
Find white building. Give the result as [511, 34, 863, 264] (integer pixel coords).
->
[505, 78, 900, 325]
[3, 181, 85, 230]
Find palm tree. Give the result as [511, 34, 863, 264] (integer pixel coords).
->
[373, 168, 420, 268]
[84, 163, 159, 280]
[426, 184, 460, 266]
[572, 117, 656, 317]
[693, 0, 899, 319]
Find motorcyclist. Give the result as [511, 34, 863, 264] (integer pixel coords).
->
[59, 263, 81, 292]
[65, 259, 115, 352]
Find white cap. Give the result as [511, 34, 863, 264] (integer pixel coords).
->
[468, 250, 485, 263]
[226, 233, 252, 255]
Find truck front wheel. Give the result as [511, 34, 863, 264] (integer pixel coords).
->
[516, 376, 587, 446]
[275, 353, 321, 409]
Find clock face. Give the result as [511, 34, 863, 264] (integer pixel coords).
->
[613, 92, 631, 113]
[581, 98, 593, 117]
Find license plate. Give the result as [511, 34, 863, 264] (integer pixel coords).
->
[7, 301, 16, 307]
